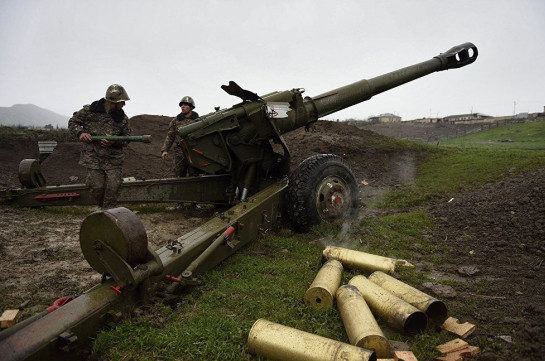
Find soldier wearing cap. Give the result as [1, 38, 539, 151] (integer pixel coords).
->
[68, 84, 131, 209]
[161, 96, 199, 177]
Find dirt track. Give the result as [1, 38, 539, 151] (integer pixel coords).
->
[0, 118, 544, 361]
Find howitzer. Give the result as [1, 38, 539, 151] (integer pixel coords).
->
[90, 135, 152, 143]
[0, 43, 477, 360]
[2, 43, 476, 213]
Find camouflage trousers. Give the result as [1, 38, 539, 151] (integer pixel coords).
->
[172, 152, 189, 178]
[172, 150, 203, 177]
[86, 168, 122, 209]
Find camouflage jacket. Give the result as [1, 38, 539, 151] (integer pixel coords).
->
[161, 111, 199, 155]
[68, 99, 131, 170]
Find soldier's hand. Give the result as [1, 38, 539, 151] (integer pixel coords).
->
[101, 139, 114, 147]
[162, 151, 168, 160]
[79, 132, 92, 143]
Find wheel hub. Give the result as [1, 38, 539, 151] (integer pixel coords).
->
[316, 176, 350, 221]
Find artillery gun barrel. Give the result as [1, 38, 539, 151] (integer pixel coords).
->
[90, 135, 152, 143]
[178, 43, 477, 143]
[176, 42, 477, 179]
[268, 42, 477, 135]
[305, 42, 477, 119]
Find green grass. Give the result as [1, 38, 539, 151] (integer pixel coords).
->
[91, 214, 452, 361]
[439, 120, 545, 150]
[381, 147, 545, 208]
[359, 210, 442, 260]
[0, 125, 72, 143]
[90, 121, 545, 360]
[93, 232, 346, 361]
[92, 222, 451, 361]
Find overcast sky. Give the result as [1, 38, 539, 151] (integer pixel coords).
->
[1, 0, 544, 122]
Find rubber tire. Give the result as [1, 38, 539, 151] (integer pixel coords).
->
[285, 154, 359, 232]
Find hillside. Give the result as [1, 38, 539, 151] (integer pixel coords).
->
[352, 116, 545, 143]
[0, 104, 69, 128]
[356, 121, 489, 142]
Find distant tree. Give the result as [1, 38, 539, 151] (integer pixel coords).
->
[44, 124, 54, 130]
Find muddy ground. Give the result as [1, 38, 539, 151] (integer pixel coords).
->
[0, 118, 543, 361]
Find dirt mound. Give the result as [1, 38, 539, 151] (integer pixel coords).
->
[430, 169, 545, 360]
[0, 115, 176, 188]
[0, 135, 40, 188]
[0, 116, 413, 189]
[283, 120, 419, 186]
[38, 114, 174, 186]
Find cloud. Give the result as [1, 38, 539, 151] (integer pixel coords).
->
[1, 0, 544, 121]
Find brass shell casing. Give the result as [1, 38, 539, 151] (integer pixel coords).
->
[348, 275, 427, 334]
[304, 259, 344, 309]
[336, 285, 391, 358]
[247, 318, 377, 361]
[368, 271, 448, 325]
[323, 246, 397, 274]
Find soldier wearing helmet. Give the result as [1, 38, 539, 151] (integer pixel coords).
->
[161, 96, 200, 177]
[68, 84, 131, 209]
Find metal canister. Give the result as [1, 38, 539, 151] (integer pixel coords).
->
[304, 259, 343, 309]
[323, 246, 403, 274]
[247, 318, 377, 361]
[348, 275, 427, 334]
[336, 285, 391, 358]
[368, 271, 447, 324]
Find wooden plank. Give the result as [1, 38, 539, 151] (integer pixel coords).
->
[394, 350, 418, 361]
[441, 317, 476, 338]
[436, 338, 468, 354]
[435, 353, 462, 361]
[0, 309, 21, 328]
[436, 345, 480, 361]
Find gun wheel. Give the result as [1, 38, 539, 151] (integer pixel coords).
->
[286, 154, 359, 232]
[80, 207, 148, 274]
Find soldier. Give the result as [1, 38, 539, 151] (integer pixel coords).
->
[68, 84, 131, 209]
[161, 96, 199, 177]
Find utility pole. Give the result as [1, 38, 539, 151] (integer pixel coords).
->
[513, 101, 516, 115]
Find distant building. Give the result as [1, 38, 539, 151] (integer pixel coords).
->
[530, 106, 545, 118]
[411, 117, 442, 124]
[350, 106, 545, 125]
[441, 112, 492, 124]
[368, 113, 402, 123]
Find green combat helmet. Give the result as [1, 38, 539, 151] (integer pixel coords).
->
[105, 84, 130, 103]
[179, 96, 195, 109]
